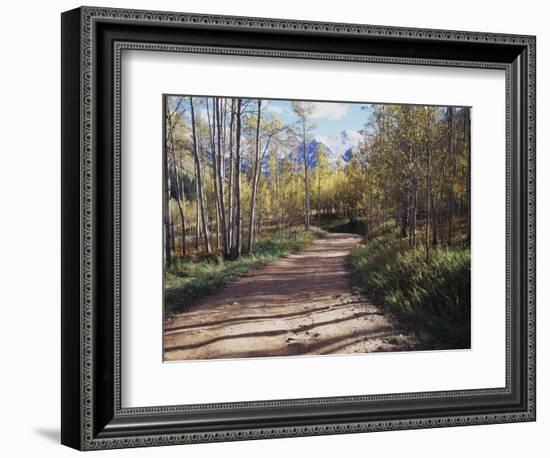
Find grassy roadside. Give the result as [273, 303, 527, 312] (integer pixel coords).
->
[351, 225, 471, 349]
[165, 227, 326, 316]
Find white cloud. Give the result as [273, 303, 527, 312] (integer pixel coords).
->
[311, 102, 349, 120]
[264, 101, 286, 115]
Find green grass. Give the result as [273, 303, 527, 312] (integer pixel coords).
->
[165, 227, 325, 316]
[351, 227, 471, 349]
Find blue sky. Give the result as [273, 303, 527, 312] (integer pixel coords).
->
[263, 99, 373, 159]
[264, 99, 370, 138]
[168, 95, 375, 160]
[169, 96, 463, 164]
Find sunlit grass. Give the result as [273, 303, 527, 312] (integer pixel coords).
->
[351, 226, 471, 349]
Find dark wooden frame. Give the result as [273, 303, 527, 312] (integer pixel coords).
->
[61, 6, 536, 450]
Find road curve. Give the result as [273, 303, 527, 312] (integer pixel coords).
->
[164, 233, 415, 361]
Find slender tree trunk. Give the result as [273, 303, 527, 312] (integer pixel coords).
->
[194, 167, 200, 252]
[400, 199, 409, 239]
[248, 100, 262, 253]
[425, 143, 432, 262]
[163, 143, 173, 267]
[169, 207, 175, 258]
[412, 182, 418, 248]
[190, 97, 211, 254]
[465, 107, 471, 243]
[167, 120, 187, 257]
[216, 99, 229, 258]
[446, 107, 454, 245]
[206, 99, 220, 251]
[302, 123, 310, 231]
[368, 167, 374, 239]
[383, 181, 388, 226]
[227, 100, 235, 251]
[171, 162, 186, 258]
[406, 147, 414, 244]
[213, 187, 220, 250]
[276, 159, 281, 229]
[162, 116, 173, 267]
[164, 96, 187, 265]
[178, 154, 191, 251]
[235, 99, 243, 256]
[431, 194, 439, 246]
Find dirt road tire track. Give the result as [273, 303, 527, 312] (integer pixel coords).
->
[164, 233, 416, 361]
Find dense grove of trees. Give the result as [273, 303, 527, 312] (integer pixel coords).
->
[355, 104, 471, 259]
[164, 96, 470, 266]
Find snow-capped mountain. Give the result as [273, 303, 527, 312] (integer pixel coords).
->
[293, 129, 362, 168]
[342, 147, 354, 163]
[243, 129, 363, 174]
[292, 139, 334, 168]
[316, 129, 362, 165]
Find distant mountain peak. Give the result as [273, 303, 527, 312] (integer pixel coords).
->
[293, 139, 333, 168]
[260, 130, 362, 174]
[314, 129, 362, 166]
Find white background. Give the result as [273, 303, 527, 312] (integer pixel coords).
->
[123, 52, 506, 406]
[0, 0, 547, 457]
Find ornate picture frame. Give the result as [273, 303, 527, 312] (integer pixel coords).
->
[61, 6, 536, 450]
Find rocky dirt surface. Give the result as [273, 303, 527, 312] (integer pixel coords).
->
[164, 233, 417, 361]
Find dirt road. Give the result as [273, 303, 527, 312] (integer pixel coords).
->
[164, 233, 416, 361]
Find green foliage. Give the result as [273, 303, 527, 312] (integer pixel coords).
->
[165, 228, 325, 315]
[165, 95, 471, 349]
[351, 230, 470, 349]
[324, 218, 369, 236]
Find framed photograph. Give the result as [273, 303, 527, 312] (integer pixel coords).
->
[61, 6, 536, 450]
